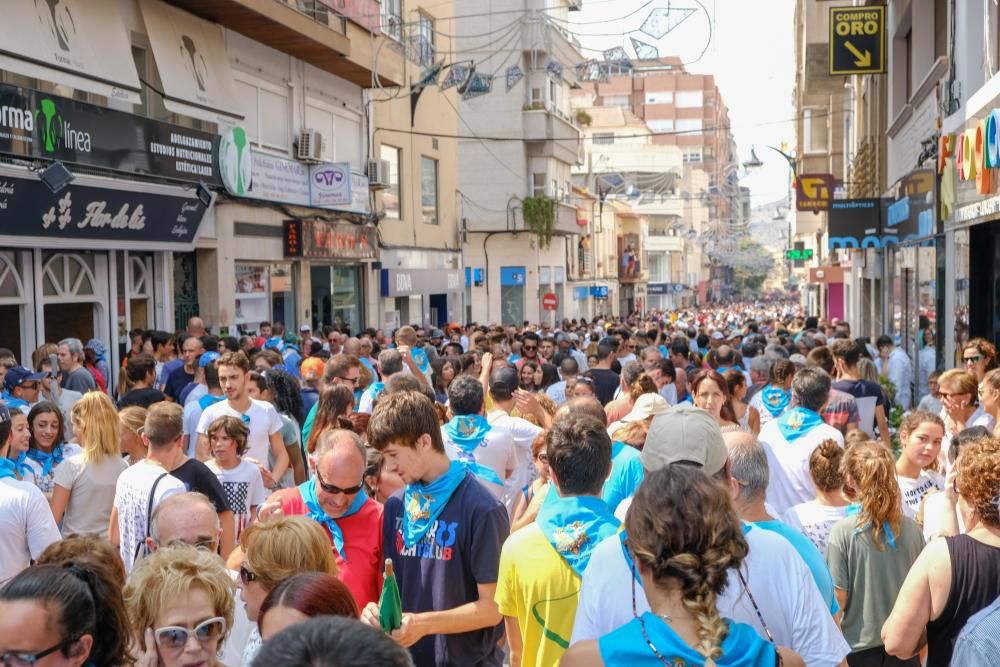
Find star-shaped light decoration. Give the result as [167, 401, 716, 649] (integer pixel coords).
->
[441, 64, 471, 90]
[462, 72, 493, 100]
[545, 59, 563, 82]
[602, 46, 631, 67]
[639, 5, 697, 40]
[630, 36, 659, 60]
[505, 64, 524, 92]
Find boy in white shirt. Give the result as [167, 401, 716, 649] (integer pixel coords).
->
[205, 415, 266, 541]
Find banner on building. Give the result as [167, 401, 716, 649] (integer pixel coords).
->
[796, 174, 836, 212]
[0, 84, 220, 185]
[283, 219, 376, 260]
[828, 198, 882, 249]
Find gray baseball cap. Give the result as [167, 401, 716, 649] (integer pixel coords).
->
[641, 404, 728, 475]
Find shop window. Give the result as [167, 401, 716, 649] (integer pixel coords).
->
[421, 156, 438, 225]
[305, 103, 335, 162]
[311, 265, 362, 335]
[235, 263, 295, 333]
[500, 267, 525, 325]
[380, 145, 402, 219]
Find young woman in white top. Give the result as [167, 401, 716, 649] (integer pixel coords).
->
[894, 411, 945, 522]
[782, 439, 850, 556]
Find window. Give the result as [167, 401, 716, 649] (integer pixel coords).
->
[381, 0, 402, 41]
[674, 90, 704, 108]
[675, 118, 702, 134]
[803, 108, 827, 153]
[646, 119, 674, 134]
[418, 14, 436, 67]
[602, 94, 630, 106]
[904, 28, 912, 101]
[234, 74, 289, 152]
[682, 149, 703, 163]
[529, 87, 544, 105]
[644, 91, 673, 105]
[380, 145, 402, 219]
[548, 79, 558, 109]
[592, 132, 615, 145]
[421, 156, 438, 224]
[532, 173, 547, 197]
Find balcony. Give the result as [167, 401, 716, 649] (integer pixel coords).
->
[165, 0, 403, 87]
[523, 106, 582, 165]
[646, 233, 684, 253]
[506, 200, 585, 237]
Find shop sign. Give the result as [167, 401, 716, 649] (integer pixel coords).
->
[884, 168, 938, 243]
[785, 248, 814, 261]
[283, 219, 376, 260]
[589, 285, 609, 299]
[829, 6, 886, 75]
[647, 282, 687, 295]
[573, 286, 588, 301]
[0, 83, 220, 185]
[796, 174, 835, 212]
[954, 194, 1000, 225]
[828, 198, 882, 249]
[500, 267, 525, 286]
[0, 172, 207, 244]
[380, 269, 464, 297]
[309, 163, 352, 207]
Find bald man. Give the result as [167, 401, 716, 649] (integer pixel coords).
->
[260, 429, 383, 610]
[187, 316, 207, 337]
[146, 491, 221, 553]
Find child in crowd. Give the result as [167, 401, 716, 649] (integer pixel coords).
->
[895, 411, 946, 521]
[206, 415, 266, 541]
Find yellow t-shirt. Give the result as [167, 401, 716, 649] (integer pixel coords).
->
[495, 523, 581, 667]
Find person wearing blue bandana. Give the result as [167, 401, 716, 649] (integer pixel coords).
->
[562, 466, 794, 667]
[393, 326, 434, 388]
[363, 390, 509, 667]
[440, 376, 516, 507]
[263, 428, 384, 611]
[759, 368, 844, 516]
[359, 349, 404, 415]
[496, 413, 618, 667]
[747, 358, 795, 429]
[2, 367, 45, 416]
[0, 403, 61, 585]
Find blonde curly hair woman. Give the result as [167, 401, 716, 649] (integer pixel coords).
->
[562, 466, 796, 666]
[826, 441, 925, 667]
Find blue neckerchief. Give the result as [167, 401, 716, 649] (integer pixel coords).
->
[359, 356, 378, 378]
[716, 365, 734, 375]
[776, 407, 824, 442]
[622, 523, 752, 587]
[657, 344, 669, 358]
[508, 354, 522, 364]
[402, 461, 467, 548]
[26, 446, 64, 477]
[759, 384, 791, 417]
[198, 394, 226, 411]
[611, 440, 626, 459]
[364, 382, 385, 403]
[444, 415, 503, 486]
[0, 457, 18, 481]
[845, 503, 896, 549]
[537, 486, 620, 576]
[4, 396, 29, 415]
[13, 452, 33, 478]
[298, 479, 368, 559]
[411, 347, 430, 374]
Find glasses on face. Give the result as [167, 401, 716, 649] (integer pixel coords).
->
[336, 375, 360, 386]
[523, 345, 537, 352]
[535, 452, 548, 464]
[315, 468, 365, 496]
[238, 564, 258, 586]
[939, 391, 970, 399]
[153, 617, 227, 651]
[964, 355, 984, 365]
[1, 638, 77, 667]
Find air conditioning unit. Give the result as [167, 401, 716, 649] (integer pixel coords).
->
[296, 130, 324, 163]
[367, 159, 391, 190]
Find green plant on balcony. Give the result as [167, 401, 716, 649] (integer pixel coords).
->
[521, 195, 555, 249]
[575, 110, 592, 126]
[522, 101, 545, 111]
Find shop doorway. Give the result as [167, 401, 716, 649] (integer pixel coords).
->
[40, 252, 107, 347]
[969, 223, 1000, 350]
[311, 265, 363, 334]
[429, 293, 447, 327]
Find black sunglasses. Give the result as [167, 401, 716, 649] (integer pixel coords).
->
[2, 637, 78, 667]
[238, 563, 258, 586]
[315, 468, 365, 496]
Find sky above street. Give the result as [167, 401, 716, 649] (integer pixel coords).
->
[568, 0, 796, 207]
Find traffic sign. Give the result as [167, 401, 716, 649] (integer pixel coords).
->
[829, 6, 885, 75]
[542, 293, 558, 311]
[785, 248, 814, 261]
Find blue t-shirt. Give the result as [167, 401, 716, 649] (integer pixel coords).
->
[754, 519, 840, 615]
[383, 474, 509, 667]
[164, 366, 194, 402]
[601, 442, 644, 514]
[300, 388, 319, 418]
[158, 358, 184, 388]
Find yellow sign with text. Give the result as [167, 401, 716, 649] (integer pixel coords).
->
[829, 6, 886, 75]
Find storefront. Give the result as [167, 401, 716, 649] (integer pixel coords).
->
[380, 267, 463, 329]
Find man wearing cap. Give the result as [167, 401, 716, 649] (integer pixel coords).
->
[118, 353, 168, 409]
[571, 405, 851, 667]
[2, 367, 46, 414]
[181, 351, 221, 407]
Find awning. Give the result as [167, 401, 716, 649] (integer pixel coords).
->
[0, 0, 141, 104]
[139, 0, 243, 125]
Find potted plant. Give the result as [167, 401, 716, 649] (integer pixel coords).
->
[575, 110, 592, 126]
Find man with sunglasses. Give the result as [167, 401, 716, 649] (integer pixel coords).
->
[571, 405, 851, 667]
[1, 367, 45, 414]
[515, 332, 540, 371]
[260, 429, 383, 611]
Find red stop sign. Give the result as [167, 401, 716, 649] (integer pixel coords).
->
[542, 293, 558, 310]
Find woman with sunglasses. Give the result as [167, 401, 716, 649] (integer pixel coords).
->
[510, 432, 550, 532]
[236, 516, 339, 666]
[562, 466, 798, 667]
[936, 370, 993, 469]
[125, 545, 233, 667]
[0, 557, 132, 667]
[960, 338, 997, 383]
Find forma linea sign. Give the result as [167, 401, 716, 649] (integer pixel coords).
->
[829, 6, 886, 75]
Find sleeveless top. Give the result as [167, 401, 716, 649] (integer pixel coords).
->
[925, 534, 1000, 666]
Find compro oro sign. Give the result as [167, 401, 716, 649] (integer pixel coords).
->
[829, 6, 885, 75]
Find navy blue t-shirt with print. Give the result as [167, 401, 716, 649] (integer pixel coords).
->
[383, 473, 509, 667]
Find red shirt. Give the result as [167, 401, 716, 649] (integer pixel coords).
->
[276, 487, 384, 610]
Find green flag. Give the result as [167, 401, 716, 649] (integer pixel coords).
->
[379, 558, 402, 632]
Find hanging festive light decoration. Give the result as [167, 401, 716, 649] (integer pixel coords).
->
[505, 64, 524, 92]
[639, 5, 697, 40]
[545, 59, 564, 82]
[602, 46, 631, 67]
[629, 37, 659, 60]
[441, 64, 471, 90]
[575, 59, 609, 82]
[462, 72, 494, 100]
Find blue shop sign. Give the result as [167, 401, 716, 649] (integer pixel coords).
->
[573, 287, 589, 301]
[500, 267, 525, 286]
[590, 285, 609, 299]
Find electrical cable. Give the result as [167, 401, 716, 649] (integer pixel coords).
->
[441, 93, 525, 182]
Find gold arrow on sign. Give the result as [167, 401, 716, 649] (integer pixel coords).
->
[844, 41, 872, 68]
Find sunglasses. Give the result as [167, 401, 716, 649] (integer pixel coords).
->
[523, 346, 538, 351]
[336, 375, 360, 386]
[964, 355, 984, 364]
[238, 564, 258, 586]
[1, 638, 78, 667]
[938, 391, 970, 399]
[154, 617, 226, 651]
[315, 469, 365, 496]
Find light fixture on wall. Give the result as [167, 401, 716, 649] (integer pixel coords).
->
[38, 161, 74, 194]
[196, 182, 213, 208]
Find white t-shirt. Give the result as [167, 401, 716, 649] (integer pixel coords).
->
[546, 381, 568, 406]
[182, 399, 205, 457]
[206, 459, 266, 540]
[571, 525, 851, 667]
[113, 461, 186, 572]
[759, 420, 845, 516]
[781, 501, 850, 556]
[486, 410, 542, 509]
[0, 478, 61, 586]
[897, 470, 944, 520]
[196, 399, 283, 469]
[442, 422, 517, 510]
[220, 579, 253, 667]
[184, 383, 208, 407]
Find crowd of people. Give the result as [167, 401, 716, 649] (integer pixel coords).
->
[1, 304, 999, 666]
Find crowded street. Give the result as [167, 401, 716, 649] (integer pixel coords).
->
[1, 1, 1000, 667]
